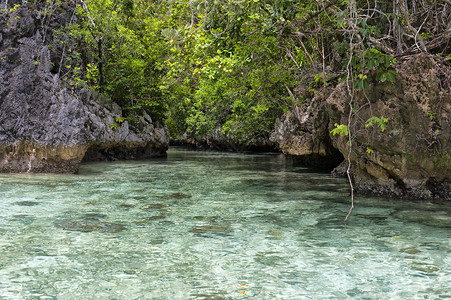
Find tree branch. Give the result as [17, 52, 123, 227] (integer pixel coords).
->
[100, 0, 119, 41]
[398, 1, 428, 53]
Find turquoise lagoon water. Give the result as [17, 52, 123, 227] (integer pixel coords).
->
[0, 148, 449, 299]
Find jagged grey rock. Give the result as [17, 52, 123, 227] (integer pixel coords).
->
[0, 4, 168, 173]
[270, 103, 343, 169]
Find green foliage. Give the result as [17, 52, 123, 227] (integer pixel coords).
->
[313, 74, 326, 87]
[111, 116, 126, 131]
[428, 113, 437, 121]
[366, 147, 374, 154]
[330, 123, 349, 137]
[9, 4, 21, 13]
[0, 4, 21, 24]
[85, 63, 99, 90]
[346, 49, 397, 90]
[43, 0, 413, 146]
[365, 116, 388, 132]
[51, 0, 172, 122]
[162, 0, 304, 141]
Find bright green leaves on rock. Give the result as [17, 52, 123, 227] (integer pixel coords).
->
[346, 48, 397, 91]
[330, 123, 349, 137]
[365, 116, 388, 132]
[331, 117, 388, 136]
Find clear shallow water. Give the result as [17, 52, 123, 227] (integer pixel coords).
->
[0, 148, 449, 299]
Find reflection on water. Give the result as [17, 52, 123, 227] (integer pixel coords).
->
[0, 147, 449, 299]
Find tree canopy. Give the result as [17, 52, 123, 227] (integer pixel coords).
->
[34, 0, 450, 138]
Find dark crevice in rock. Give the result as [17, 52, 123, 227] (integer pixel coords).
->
[171, 130, 280, 153]
[285, 151, 344, 172]
[426, 177, 451, 200]
[184, 140, 279, 153]
[82, 144, 167, 162]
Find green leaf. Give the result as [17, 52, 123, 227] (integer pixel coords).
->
[365, 116, 388, 132]
[384, 56, 391, 67]
[386, 72, 395, 83]
[330, 123, 349, 136]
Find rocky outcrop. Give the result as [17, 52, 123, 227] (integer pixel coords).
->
[270, 103, 343, 169]
[77, 88, 169, 163]
[272, 54, 451, 200]
[328, 54, 450, 200]
[0, 3, 168, 173]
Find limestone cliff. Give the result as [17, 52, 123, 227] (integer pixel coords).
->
[270, 101, 343, 169]
[0, 3, 168, 173]
[272, 54, 451, 201]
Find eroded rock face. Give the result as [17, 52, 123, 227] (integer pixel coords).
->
[327, 54, 451, 200]
[273, 54, 450, 200]
[78, 89, 169, 162]
[270, 102, 343, 169]
[0, 4, 168, 173]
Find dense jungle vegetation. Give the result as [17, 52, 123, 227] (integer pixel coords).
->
[17, 0, 451, 140]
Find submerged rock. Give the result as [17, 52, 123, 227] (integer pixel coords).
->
[13, 201, 39, 206]
[119, 203, 135, 210]
[142, 203, 169, 210]
[158, 192, 192, 200]
[400, 247, 421, 255]
[133, 215, 166, 227]
[83, 213, 107, 220]
[54, 218, 125, 233]
[409, 262, 440, 273]
[392, 209, 451, 228]
[10, 214, 35, 225]
[0, 3, 168, 173]
[189, 224, 232, 236]
[147, 215, 166, 221]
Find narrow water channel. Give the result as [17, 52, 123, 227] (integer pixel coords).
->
[0, 147, 449, 299]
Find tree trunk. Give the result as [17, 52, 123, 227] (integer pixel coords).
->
[98, 39, 104, 93]
[393, 0, 404, 55]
